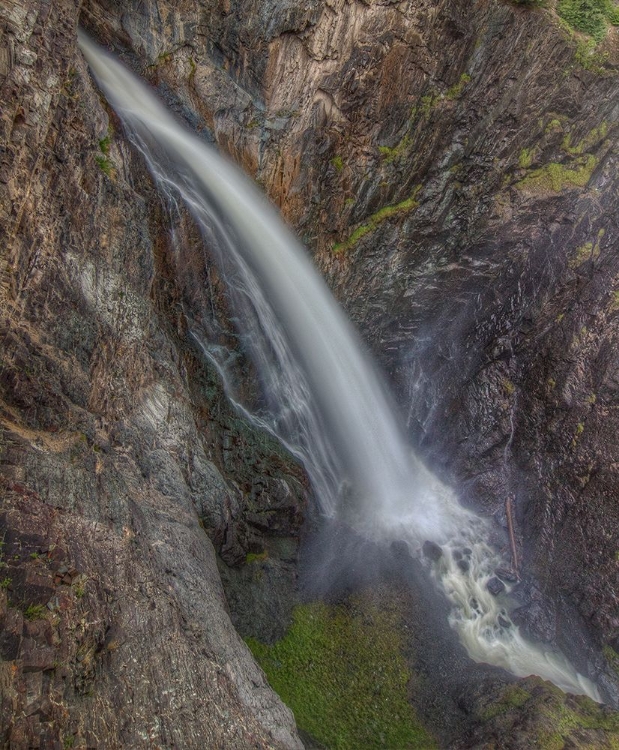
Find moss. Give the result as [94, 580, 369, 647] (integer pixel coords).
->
[95, 154, 114, 177]
[247, 595, 435, 749]
[99, 134, 112, 155]
[331, 155, 344, 172]
[378, 134, 412, 164]
[571, 241, 594, 267]
[480, 678, 619, 748]
[480, 684, 532, 721]
[569, 227, 604, 268]
[188, 55, 197, 82]
[609, 291, 619, 312]
[333, 188, 421, 253]
[515, 154, 598, 193]
[502, 378, 516, 396]
[604, 645, 619, 676]
[519, 148, 535, 169]
[245, 550, 269, 564]
[545, 118, 564, 133]
[445, 73, 471, 99]
[562, 122, 608, 155]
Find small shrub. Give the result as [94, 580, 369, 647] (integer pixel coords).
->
[0, 578, 11, 589]
[95, 154, 114, 177]
[558, 0, 617, 40]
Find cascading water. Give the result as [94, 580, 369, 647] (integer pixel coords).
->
[79, 32, 601, 702]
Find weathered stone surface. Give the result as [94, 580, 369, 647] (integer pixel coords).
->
[487, 576, 506, 597]
[0, 0, 304, 746]
[3, 0, 619, 745]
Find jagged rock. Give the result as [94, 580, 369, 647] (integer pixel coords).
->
[495, 567, 518, 583]
[487, 577, 506, 597]
[2, 0, 619, 745]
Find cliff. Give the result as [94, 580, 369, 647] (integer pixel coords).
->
[2, 0, 619, 747]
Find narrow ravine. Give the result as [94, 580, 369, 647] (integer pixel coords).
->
[79, 32, 601, 704]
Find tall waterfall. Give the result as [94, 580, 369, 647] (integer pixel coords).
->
[79, 32, 601, 703]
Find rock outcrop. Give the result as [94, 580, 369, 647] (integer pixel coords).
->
[3, 0, 619, 746]
[0, 0, 305, 746]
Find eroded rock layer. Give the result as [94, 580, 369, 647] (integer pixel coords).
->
[3, 0, 619, 746]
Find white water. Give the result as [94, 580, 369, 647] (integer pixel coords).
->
[79, 33, 601, 702]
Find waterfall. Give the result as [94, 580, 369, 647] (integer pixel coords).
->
[78, 32, 601, 703]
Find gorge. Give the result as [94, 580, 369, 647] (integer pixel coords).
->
[3, 0, 619, 747]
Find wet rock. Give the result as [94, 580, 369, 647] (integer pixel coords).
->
[486, 577, 506, 596]
[390, 539, 411, 560]
[495, 567, 518, 583]
[422, 540, 443, 562]
[457, 558, 470, 573]
[498, 615, 511, 629]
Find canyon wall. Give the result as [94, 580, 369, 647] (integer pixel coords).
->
[2, 0, 619, 746]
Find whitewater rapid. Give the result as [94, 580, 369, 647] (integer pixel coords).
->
[78, 32, 601, 703]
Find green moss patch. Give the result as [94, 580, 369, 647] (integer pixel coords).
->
[515, 154, 598, 194]
[445, 73, 471, 100]
[477, 677, 619, 749]
[333, 188, 421, 253]
[247, 593, 435, 749]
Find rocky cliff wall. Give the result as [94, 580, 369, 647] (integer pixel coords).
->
[3, 0, 619, 746]
[0, 1, 305, 746]
[80, 0, 619, 673]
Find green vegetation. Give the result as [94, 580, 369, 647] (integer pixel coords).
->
[515, 154, 598, 193]
[502, 378, 516, 396]
[24, 603, 46, 621]
[518, 148, 535, 169]
[557, 0, 619, 40]
[247, 595, 435, 750]
[481, 684, 531, 721]
[571, 241, 594, 266]
[333, 188, 421, 253]
[0, 577, 11, 589]
[545, 118, 564, 133]
[331, 155, 344, 172]
[569, 228, 604, 268]
[562, 122, 608, 155]
[479, 678, 619, 748]
[574, 37, 609, 71]
[610, 290, 619, 311]
[95, 129, 115, 177]
[378, 134, 412, 164]
[99, 134, 112, 155]
[245, 550, 269, 564]
[445, 73, 471, 99]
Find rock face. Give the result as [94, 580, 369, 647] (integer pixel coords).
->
[3, 0, 619, 746]
[0, 1, 304, 746]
